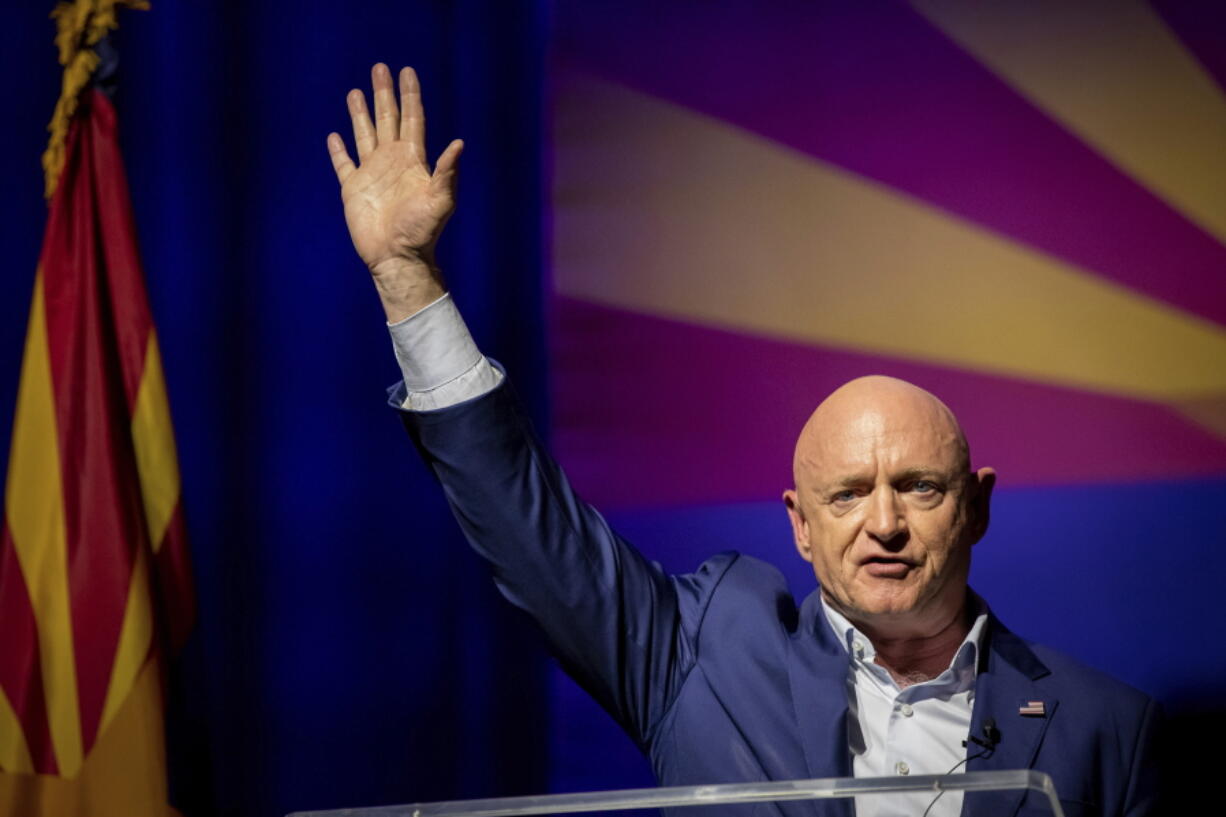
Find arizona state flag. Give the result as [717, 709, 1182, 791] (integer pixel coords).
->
[0, 4, 193, 815]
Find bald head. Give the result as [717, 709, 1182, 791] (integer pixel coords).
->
[782, 375, 994, 637]
[792, 376, 969, 488]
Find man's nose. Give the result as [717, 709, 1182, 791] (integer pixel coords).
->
[864, 488, 906, 545]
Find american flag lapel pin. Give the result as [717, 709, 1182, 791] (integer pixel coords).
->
[1018, 700, 1046, 717]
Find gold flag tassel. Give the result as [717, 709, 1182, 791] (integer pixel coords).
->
[41, 0, 149, 199]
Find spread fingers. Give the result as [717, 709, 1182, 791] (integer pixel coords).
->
[371, 62, 400, 145]
[327, 132, 356, 185]
[347, 88, 376, 161]
[399, 66, 426, 160]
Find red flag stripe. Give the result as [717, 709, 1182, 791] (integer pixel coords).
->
[68, 91, 154, 407]
[152, 504, 195, 653]
[0, 524, 58, 775]
[40, 91, 150, 754]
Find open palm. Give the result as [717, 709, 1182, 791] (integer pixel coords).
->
[327, 64, 463, 275]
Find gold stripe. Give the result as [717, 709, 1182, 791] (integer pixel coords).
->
[912, 0, 1226, 245]
[1171, 397, 1226, 442]
[0, 688, 35, 774]
[5, 271, 83, 777]
[0, 659, 175, 815]
[97, 544, 152, 737]
[551, 76, 1226, 400]
[130, 334, 181, 552]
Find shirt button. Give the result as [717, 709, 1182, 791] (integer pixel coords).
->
[896, 761, 910, 775]
[852, 640, 865, 657]
[898, 703, 914, 717]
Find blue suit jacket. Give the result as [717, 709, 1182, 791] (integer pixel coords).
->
[393, 377, 1162, 817]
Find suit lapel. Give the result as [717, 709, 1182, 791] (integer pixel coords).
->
[787, 591, 854, 817]
[962, 615, 1057, 817]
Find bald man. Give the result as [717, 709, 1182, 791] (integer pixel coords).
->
[330, 65, 1161, 817]
[784, 377, 994, 678]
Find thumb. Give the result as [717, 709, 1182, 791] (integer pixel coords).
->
[431, 139, 464, 188]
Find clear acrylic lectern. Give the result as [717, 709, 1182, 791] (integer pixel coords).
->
[287, 770, 1065, 817]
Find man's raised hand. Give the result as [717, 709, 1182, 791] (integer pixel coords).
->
[327, 63, 464, 322]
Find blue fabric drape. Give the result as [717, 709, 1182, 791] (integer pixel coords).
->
[2, 3, 549, 816]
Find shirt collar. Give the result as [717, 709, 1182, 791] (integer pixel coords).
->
[818, 590, 989, 684]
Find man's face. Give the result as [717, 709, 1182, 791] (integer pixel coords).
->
[783, 377, 993, 635]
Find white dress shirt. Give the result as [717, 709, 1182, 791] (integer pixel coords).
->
[388, 294, 987, 817]
[821, 596, 988, 817]
[388, 293, 502, 410]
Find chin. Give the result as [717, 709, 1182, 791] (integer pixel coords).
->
[850, 589, 922, 619]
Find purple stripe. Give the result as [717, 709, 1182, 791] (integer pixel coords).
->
[1153, 0, 1226, 95]
[554, 0, 1226, 326]
[550, 298, 1226, 510]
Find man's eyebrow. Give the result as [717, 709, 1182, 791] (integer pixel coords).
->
[893, 467, 956, 483]
[819, 467, 955, 491]
[833, 474, 873, 488]
[827, 468, 948, 488]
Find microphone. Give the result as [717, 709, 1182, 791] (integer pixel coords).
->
[926, 719, 1003, 817]
[964, 717, 1000, 753]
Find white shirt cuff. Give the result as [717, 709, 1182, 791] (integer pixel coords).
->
[387, 292, 504, 410]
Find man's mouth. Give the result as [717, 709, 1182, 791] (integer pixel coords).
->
[861, 556, 913, 579]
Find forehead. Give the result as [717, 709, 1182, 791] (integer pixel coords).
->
[802, 405, 964, 482]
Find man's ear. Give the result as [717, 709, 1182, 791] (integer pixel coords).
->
[783, 489, 813, 563]
[967, 467, 996, 545]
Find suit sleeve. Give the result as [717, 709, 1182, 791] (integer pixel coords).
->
[390, 371, 732, 749]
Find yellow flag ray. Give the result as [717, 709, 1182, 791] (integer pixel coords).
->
[100, 333, 182, 736]
[0, 690, 34, 775]
[131, 334, 182, 553]
[552, 75, 1226, 402]
[4, 272, 83, 778]
[98, 545, 153, 737]
[912, 0, 1226, 247]
[0, 661, 177, 817]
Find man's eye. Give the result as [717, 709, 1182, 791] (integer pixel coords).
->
[832, 490, 857, 502]
[911, 481, 937, 493]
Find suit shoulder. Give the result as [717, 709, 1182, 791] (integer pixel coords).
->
[674, 552, 799, 640]
[1026, 641, 1157, 714]
[1037, 644, 1149, 692]
[721, 552, 793, 597]
[990, 616, 1155, 708]
[676, 552, 792, 600]
[672, 551, 788, 593]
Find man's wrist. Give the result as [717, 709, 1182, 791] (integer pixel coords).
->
[387, 291, 504, 409]
[371, 256, 447, 322]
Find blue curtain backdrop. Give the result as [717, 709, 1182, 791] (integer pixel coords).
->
[2, 3, 550, 816]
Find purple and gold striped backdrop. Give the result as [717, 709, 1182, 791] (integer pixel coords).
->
[545, 0, 1226, 793]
